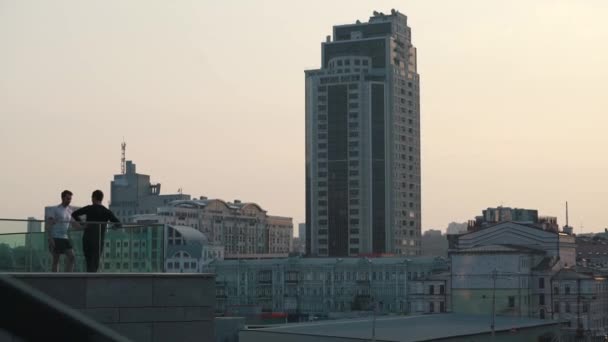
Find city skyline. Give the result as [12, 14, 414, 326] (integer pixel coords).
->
[2, 1, 608, 233]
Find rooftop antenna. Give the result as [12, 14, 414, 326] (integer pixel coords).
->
[565, 201, 569, 227]
[121, 140, 127, 174]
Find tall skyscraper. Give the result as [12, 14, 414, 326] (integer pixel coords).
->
[305, 10, 421, 256]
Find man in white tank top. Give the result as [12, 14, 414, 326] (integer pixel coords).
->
[46, 190, 76, 272]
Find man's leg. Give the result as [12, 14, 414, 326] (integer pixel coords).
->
[91, 239, 101, 272]
[65, 248, 75, 272]
[51, 252, 60, 272]
[83, 238, 94, 272]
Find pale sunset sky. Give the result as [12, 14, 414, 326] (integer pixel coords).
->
[1, 0, 608, 234]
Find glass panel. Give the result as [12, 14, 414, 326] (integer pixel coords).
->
[0, 219, 165, 273]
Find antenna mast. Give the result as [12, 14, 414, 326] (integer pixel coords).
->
[565, 201, 569, 227]
[121, 140, 126, 174]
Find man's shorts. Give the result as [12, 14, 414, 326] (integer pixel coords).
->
[53, 238, 73, 254]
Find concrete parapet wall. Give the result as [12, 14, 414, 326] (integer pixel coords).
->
[10, 273, 215, 342]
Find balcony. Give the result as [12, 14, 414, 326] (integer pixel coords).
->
[0, 219, 215, 342]
[0, 219, 165, 273]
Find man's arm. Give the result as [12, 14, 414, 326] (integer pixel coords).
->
[107, 209, 121, 228]
[71, 206, 89, 222]
[72, 205, 90, 230]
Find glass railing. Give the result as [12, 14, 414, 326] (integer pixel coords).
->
[0, 219, 165, 273]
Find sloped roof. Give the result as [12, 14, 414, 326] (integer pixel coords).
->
[552, 268, 594, 280]
[168, 225, 208, 244]
[242, 313, 560, 342]
[453, 244, 545, 254]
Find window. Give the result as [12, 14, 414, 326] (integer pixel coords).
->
[554, 286, 559, 295]
[565, 302, 571, 313]
[583, 303, 588, 313]
[439, 285, 445, 295]
[539, 277, 545, 289]
[440, 301, 445, 313]
[554, 302, 559, 313]
[429, 302, 434, 313]
[429, 285, 434, 295]
[565, 285, 570, 295]
[539, 294, 545, 305]
[508, 296, 515, 308]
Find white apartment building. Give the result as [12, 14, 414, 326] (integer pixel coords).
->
[136, 197, 292, 258]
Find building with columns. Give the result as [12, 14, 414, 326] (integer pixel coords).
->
[204, 256, 448, 320]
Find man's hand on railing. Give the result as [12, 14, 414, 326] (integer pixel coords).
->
[71, 221, 83, 230]
[109, 223, 123, 230]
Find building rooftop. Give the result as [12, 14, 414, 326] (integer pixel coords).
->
[208, 255, 446, 267]
[168, 225, 208, 244]
[166, 198, 266, 213]
[552, 268, 597, 280]
[242, 313, 559, 342]
[452, 244, 546, 254]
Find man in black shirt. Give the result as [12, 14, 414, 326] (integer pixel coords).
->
[71, 190, 121, 272]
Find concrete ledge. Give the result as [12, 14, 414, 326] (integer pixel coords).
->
[153, 277, 215, 307]
[118, 307, 213, 323]
[87, 277, 154, 308]
[83, 308, 120, 323]
[7, 273, 216, 342]
[107, 322, 153, 342]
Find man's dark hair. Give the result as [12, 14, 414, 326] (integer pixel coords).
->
[92, 190, 104, 202]
[61, 190, 73, 199]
